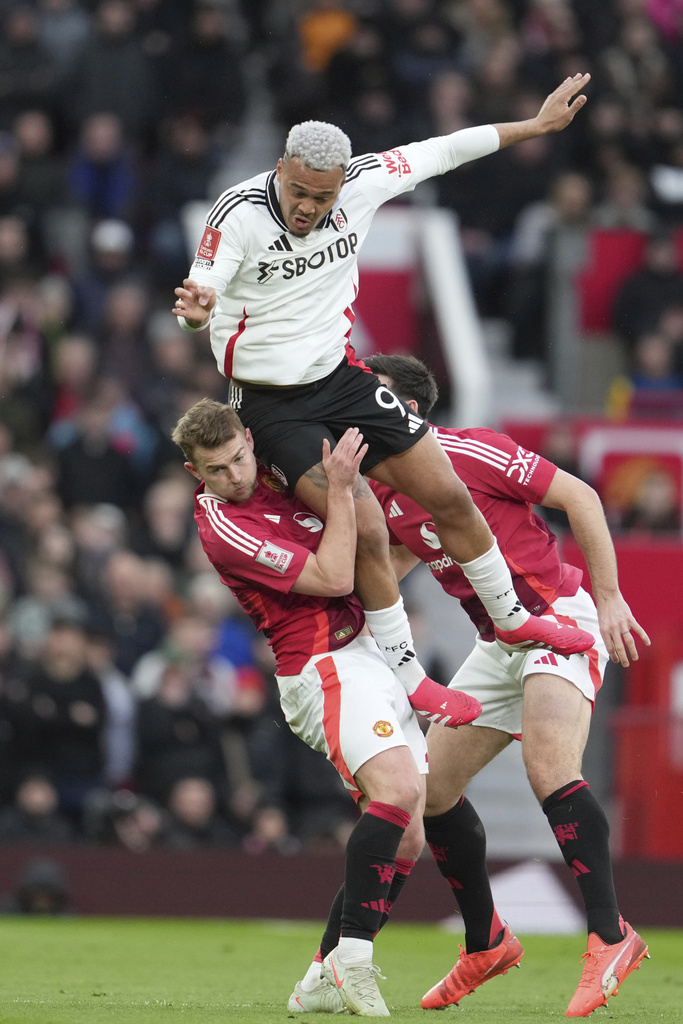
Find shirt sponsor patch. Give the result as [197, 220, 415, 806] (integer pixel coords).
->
[197, 226, 221, 262]
[194, 257, 214, 271]
[256, 540, 293, 574]
[379, 149, 412, 176]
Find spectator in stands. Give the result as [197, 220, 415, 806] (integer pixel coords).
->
[12, 110, 68, 243]
[88, 549, 166, 676]
[163, 776, 240, 848]
[620, 466, 680, 533]
[71, 219, 136, 332]
[67, 114, 138, 222]
[64, 0, 161, 142]
[48, 334, 98, 436]
[37, 0, 91, 83]
[10, 617, 108, 822]
[146, 114, 222, 288]
[322, 18, 395, 124]
[97, 284, 155, 409]
[84, 788, 167, 851]
[0, 774, 75, 844]
[592, 163, 658, 231]
[160, 3, 247, 138]
[506, 169, 593, 359]
[53, 395, 140, 510]
[0, 4, 58, 131]
[84, 623, 136, 788]
[612, 229, 683, 349]
[130, 475, 196, 572]
[9, 558, 87, 661]
[631, 329, 683, 390]
[134, 648, 228, 804]
[0, 453, 42, 594]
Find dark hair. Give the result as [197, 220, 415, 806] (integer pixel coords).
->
[364, 353, 439, 419]
[171, 398, 245, 463]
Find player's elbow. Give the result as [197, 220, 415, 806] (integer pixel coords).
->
[325, 571, 355, 598]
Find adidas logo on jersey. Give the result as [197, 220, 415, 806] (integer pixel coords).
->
[268, 234, 293, 252]
[388, 500, 403, 518]
[408, 413, 423, 434]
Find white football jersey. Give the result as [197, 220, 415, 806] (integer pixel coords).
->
[186, 126, 499, 386]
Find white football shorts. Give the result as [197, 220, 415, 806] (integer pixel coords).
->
[276, 635, 429, 802]
[448, 588, 609, 737]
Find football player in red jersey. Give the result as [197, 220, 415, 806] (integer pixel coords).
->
[171, 399, 481, 1017]
[364, 354, 650, 1018]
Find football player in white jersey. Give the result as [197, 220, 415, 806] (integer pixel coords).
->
[173, 75, 594, 728]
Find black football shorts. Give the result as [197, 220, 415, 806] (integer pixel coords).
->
[229, 357, 429, 489]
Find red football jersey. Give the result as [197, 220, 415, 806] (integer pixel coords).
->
[194, 466, 364, 673]
[371, 425, 583, 641]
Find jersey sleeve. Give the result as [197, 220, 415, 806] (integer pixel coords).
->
[199, 501, 310, 594]
[350, 125, 500, 209]
[186, 191, 247, 293]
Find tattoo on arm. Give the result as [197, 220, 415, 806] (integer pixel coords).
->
[302, 462, 371, 499]
[352, 475, 372, 500]
[303, 462, 329, 491]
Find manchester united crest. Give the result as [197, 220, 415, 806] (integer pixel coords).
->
[373, 720, 394, 738]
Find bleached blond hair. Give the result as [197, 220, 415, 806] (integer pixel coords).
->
[283, 121, 352, 172]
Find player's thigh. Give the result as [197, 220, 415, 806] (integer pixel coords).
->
[425, 722, 510, 815]
[521, 672, 592, 799]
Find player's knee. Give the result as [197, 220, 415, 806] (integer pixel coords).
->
[524, 756, 581, 805]
[376, 775, 422, 818]
[397, 819, 425, 862]
[424, 784, 465, 818]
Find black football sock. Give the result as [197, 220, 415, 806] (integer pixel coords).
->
[340, 800, 411, 941]
[543, 780, 623, 944]
[320, 856, 415, 961]
[424, 797, 504, 953]
[377, 856, 414, 932]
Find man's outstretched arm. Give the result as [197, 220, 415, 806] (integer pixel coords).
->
[541, 467, 650, 667]
[494, 72, 590, 148]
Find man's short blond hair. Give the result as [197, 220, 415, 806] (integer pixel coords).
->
[171, 398, 245, 463]
[284, 120, 352, 172]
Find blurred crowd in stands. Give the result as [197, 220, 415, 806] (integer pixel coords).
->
[0, 0, 682, 853]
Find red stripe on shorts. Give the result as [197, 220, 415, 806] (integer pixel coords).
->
[316, 655, 361, 801]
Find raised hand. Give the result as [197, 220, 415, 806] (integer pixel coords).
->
[322, 428, 368, 491]
[536, 73, 591, 134]
[173, 278, 216, 328]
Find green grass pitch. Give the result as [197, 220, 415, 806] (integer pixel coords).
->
[0, 918, 680, 1022]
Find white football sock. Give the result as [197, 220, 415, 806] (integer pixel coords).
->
[363, 597, 425, 692]
[459, 542, 530, 629]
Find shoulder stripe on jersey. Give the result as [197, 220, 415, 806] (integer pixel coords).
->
[200, 496, 262, 556]
[438, 435, 511, 471]
[345, 154, 382, 182]
[208, 194, 250, 229]
[207, 188, 268, 228]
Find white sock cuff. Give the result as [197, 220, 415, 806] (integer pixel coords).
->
[458, 540, 497, 573]
[363, 596, 406, 629]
